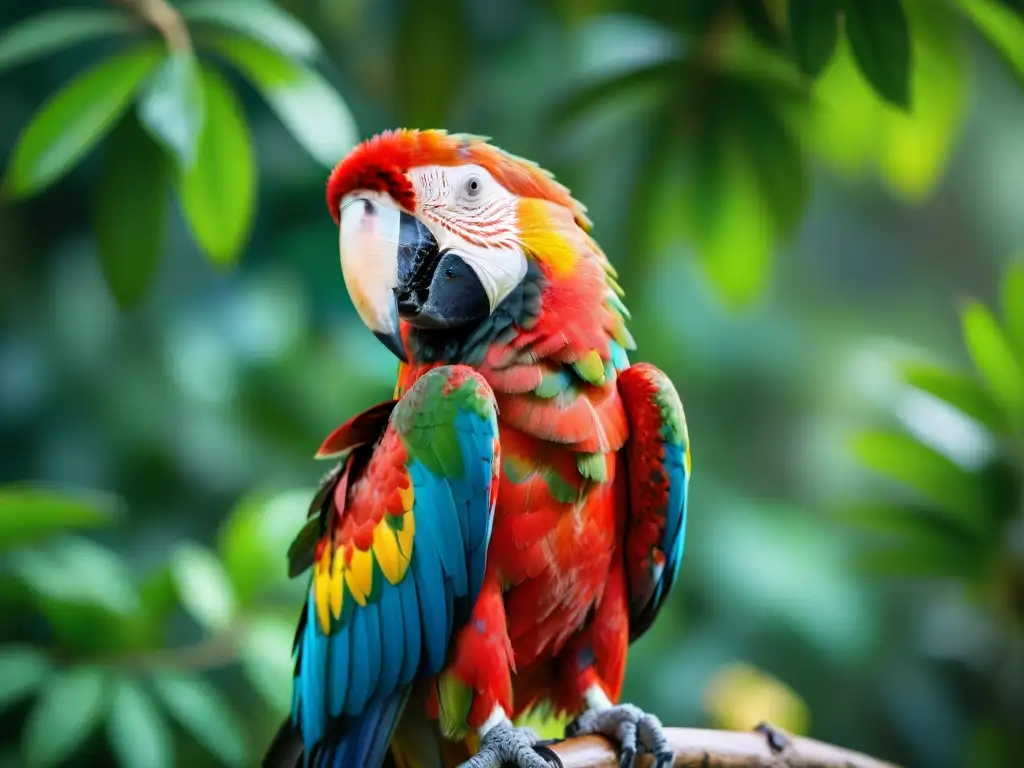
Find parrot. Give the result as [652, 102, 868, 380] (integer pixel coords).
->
[262, 129, 691, 768]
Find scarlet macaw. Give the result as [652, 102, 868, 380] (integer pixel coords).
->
[263, 130, 690, 768]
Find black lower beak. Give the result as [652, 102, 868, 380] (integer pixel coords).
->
[374, 329, 408, 363]
[395, 249, 491, 330]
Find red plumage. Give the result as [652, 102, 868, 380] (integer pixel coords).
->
[328, 130, 690, 766]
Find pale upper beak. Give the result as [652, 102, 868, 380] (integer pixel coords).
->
[338, 195, 428, 363]
[338, 194, 492, 363]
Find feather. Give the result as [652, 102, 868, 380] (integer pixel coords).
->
[273, 366, 501, 768]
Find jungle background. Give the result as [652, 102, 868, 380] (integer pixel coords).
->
[1, 1, 1023, 767]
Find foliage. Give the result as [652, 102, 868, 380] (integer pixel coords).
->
[0, 482, 305, 767]
[2, 1, 1024, 768]
[3, 1, 1024, 310]
[841, 259, 1024, 763]
[843, 260, 1024, 599]
[550, 0, 1024, 306]
[0, 0, 356, 307]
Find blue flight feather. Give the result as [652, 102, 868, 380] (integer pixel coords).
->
[327, 625, 350, 716]
[345, 603, 376, 714]
[282, 366, 501, 767]
[375, 582, 403, 694]
[396, 575, 420, 686]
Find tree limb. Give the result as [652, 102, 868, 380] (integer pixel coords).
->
[111, 0, 192, 52]
[544, 724, 900, 768]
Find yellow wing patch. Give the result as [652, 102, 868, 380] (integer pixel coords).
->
[311, 499, 417, 634]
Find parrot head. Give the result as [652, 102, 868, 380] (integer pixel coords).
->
[325, 129, 594, 363]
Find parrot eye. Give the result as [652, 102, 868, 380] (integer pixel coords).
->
[461, 174, 483, 200]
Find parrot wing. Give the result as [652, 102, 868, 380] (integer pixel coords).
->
[281, 365, 501, 768]
[618, 362, 691, 643]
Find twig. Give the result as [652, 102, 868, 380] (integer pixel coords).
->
[545, 724, 900, 768]
[111, 0, 192, 52]
[50, 622, 245, 672]
[103, 625, 243, 670]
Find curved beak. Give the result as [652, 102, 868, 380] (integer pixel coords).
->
[339, 195, 493, 362]
[338, 196, 438, 363]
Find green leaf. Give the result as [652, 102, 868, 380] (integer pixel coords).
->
[801, 38, 885, 176]
[22, 667, 108, 768]
[841, 0, 912, 108]
[238, 614, 296, 714]
[4, 44, 162, 198]
[9, 536, 139, 616]
[1001, 259, 1024, 356]
[138, 50, 205, 168]
[0, 484, 121, 552]
[834, 502, 974, 541]
[106, 678, 173, 768]
[685, 116, 774, 308]
[205, 34, 357, 167]
[952, 0, 1024, 88]
[0, 8, 134, 74]
[218, 487, 308, 604]
[150, 672, 246, 767]
[960, 299, 1024, 427]
[169, 542, 236, 632]
[788, 0, 840, 76]
[175, 63, 256, 266]
[876, 0, 966, 200]
[396, 0, 469, 127]
[0, 646, 51, 713]
[729, 84, 808, 237]
[901, 362, 1008, 434]
[849, 430, 991, 536]
[95, 112, 169, 309]
[550, 61, 678, 130]
[736, 0, 786, 51]
[182, 0, 320, 60]
[854, 534, 987, 578]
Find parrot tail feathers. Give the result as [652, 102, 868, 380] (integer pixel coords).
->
[262, 719, 304, 768]
[316, 689, 409, 768]
[263, 690, 409, 768]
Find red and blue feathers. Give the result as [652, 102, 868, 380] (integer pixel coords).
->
[268, 366, 501, 768]
[618, 363, 690, 641]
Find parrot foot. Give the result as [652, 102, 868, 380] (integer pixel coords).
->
[565, 703, 673, 768]
[459, 722, 563, 768]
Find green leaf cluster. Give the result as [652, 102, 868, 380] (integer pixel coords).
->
[554, 0, 1024, 306]
[842, 259, 1024, 616]
[0, 1, 357, 308]
[0, 482, 307, 768]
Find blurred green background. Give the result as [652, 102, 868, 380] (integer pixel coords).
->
[2, 1, 1023, 767]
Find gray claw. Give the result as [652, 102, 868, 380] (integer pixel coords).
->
[460, 723, 561, 768]
[754, 721, 790, 754]
[566, 703, 674, 768]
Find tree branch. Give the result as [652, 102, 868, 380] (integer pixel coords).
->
[545, 725, 900, 768]
[111, 0, 192, 52]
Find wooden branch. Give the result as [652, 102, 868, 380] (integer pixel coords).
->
[111, 0, 192, 52]
[543, 724, 900, 768]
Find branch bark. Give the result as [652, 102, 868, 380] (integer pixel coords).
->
[544, 725, 900, 768]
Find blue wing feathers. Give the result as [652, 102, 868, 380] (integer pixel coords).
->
[315, 690, 409, 768]
[396, 575, 420, 686]
[300, 595, 327, 751]
[410, 522, 451, 674]
[411, 460, 469, 595]
[326, 625, 349, 716]
[346, 603, 376, 714]
[375, 583, 403, 695]
[285, 366, 499, 768]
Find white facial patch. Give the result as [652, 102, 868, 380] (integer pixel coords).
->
[407, 164, 528, 312]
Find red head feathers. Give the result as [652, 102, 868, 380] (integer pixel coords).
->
[325, 129, 591, 229]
